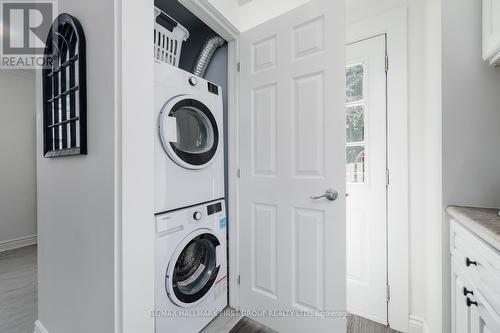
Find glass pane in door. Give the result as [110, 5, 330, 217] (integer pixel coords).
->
[346, 63, 366, 184]
[174, 106, 215, 154]
[346, 146, 365, 183]
[346, 105, 365, 143]
[346, 64, 364, 102]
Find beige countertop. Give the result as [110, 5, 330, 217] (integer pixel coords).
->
[447, 206, 500, 252]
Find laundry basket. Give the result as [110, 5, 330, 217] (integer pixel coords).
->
[154, 7, 190, 66]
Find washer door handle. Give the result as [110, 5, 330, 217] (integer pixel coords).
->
[215, 244, 223, 267]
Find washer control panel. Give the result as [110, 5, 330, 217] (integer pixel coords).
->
[207, 202, 222, 215]
[155, 200, 226, 234]
[188, 76, 198, 86]
[193, 211, 203, 221]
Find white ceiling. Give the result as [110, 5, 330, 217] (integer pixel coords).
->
[237, 0, 254, 6]
[208, 0, 311, 32]
[207, 0, 407, 31]
[346, 0, 406, 23]
[199, 0, 408, 32]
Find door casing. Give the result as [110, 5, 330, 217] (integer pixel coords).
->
[178, 0, 242, 308]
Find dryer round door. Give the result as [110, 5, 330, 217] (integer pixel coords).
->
[166, 229, 221, 307]
[159, 97, 219, 170]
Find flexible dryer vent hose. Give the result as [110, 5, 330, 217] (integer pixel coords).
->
[192, 34, 226, 77]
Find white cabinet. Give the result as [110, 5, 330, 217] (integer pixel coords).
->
[450, 221, 500, 333]
[482, 0, 500, 65]
[470, 292, 500, 333]
[451, 261, 474, 333]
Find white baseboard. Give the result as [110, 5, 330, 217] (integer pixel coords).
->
[34, 320, 49, 333]
[0, 235, 37, 253]
[0, 68, 36, 79]
[409, 315, 429, 333]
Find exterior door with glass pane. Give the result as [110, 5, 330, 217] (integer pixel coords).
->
[346, 35, 388, 325]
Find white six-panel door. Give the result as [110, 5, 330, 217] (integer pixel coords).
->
[345, 35, 388, 325]
[238, 0, 346, 332]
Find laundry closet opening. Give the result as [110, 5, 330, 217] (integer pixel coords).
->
[153, 2, 231, 333]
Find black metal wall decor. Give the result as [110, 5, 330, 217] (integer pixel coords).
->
[42, 13, 86, 157]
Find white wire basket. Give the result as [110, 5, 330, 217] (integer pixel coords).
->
[154, 7, 190, 67]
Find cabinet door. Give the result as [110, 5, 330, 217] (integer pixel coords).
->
[452, 262, 473, 333]
[471, 292, 500, 333]
[483, 0, 500, 65]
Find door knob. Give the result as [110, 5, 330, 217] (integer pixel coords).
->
[310, 189, 338, 201]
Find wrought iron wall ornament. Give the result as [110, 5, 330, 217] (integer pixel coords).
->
[42, 13, 86, 157]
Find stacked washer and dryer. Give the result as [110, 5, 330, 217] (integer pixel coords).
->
[154, 7, 227, 333]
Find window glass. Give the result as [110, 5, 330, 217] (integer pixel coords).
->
[173, 106, 214, 154]
[346, 146, 365, 183]
[346, 63, 366, 184]
[174, 238, 216, 296]
[346, 64, 363, 103]
[346, 105, 364, 143]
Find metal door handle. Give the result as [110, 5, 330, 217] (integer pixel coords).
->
[310, 189, 338, 201]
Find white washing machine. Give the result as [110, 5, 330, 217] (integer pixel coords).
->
[155, 61, 225, 214]
[155, 199, 227, 333]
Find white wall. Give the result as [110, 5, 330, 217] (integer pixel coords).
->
[442, 1, 500, 332]
[118, 0, 155, 332]
[422, 0, 442, 332]
[347, 1, 443, 332]
[0, 71, 36, 247]
[442, 1, 500, 213]
[36, 0, 116, 332]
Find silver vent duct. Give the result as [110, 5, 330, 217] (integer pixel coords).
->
[192, 34, 226, 77]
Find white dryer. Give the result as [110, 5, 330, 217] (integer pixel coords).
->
[155, 199, 227, 333]
[155, 61, 224, 213]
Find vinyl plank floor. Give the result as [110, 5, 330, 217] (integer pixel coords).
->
[0, 245, 37, 333]
[0, 247, 401, 333]
[215, 313, 401, 333]
[201, 308, 243, 333]
[228, 317, 276, 333]
[347, 314, 401, 333]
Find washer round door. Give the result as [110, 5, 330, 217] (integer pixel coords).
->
[166, 229, 221, 307]
[159, 97, 219, 170]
